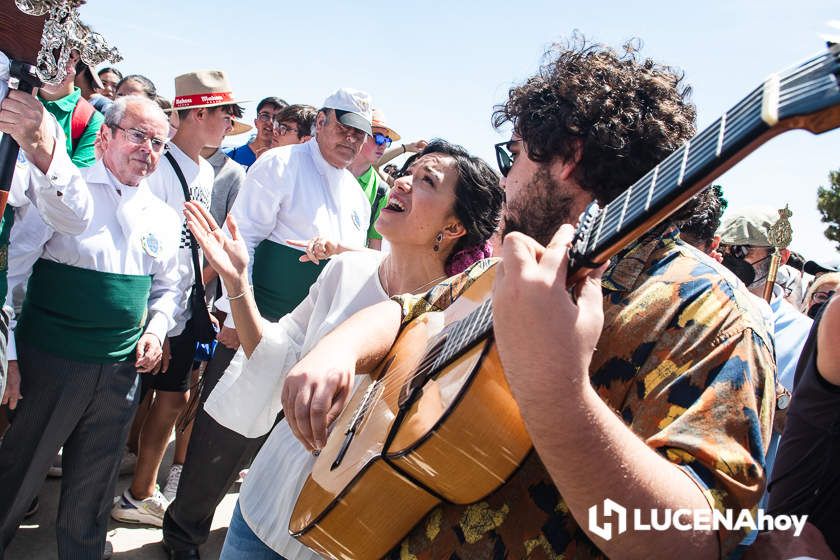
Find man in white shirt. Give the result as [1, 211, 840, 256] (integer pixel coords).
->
[112, 71, 245, 527]
[0, 94, 181, 559]
[162, 87, 372, 560]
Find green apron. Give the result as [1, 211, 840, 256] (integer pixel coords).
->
[252, 240, 327, 321]
[17, 259, 152, 363]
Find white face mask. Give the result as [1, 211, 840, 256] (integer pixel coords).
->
[0, 50, 9, 103]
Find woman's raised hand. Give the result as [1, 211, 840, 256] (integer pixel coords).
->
[184, 202, 249, 286]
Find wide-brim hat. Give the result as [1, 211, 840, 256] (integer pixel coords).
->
[174, 70, 248, 111]
[323, 88, 373, 135]
[226, 120, 253, 136]
[371, 108, 400, 141]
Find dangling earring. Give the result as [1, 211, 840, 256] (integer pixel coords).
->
[433, 232, 443, 252]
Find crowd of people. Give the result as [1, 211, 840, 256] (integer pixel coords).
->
[0, 28, 837, 560]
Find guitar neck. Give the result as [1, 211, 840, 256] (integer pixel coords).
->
[568, 47, 840, 279]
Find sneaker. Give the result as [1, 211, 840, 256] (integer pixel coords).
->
[162, 464, 182, 502]
[47, 451, 63, 478]
[110, 488, 169, 527]
[119, 450, 138, 476]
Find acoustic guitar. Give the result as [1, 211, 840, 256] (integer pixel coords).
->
[290, 43, 840, 560]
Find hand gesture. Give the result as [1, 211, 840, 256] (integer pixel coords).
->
[184, 202, 249, 288]
[0, 90, 55, 172]
[136, 333, 163, 374]
[287, 237, 342, 265]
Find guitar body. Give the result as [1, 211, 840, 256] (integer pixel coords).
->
[290, 267, 532, 560]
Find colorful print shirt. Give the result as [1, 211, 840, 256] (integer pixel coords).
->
[388, 225, 776, 560]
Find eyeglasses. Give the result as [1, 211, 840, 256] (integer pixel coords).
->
[811, 290, 835, 304]
[373, 133, 393, 147]
[495, 141, 515, 177]
[276, 123, 299, 136]
[257, 112, 275, 123]
[112, 125, 166, 153]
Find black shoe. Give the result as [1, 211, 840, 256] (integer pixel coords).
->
[162, 541, 200, 560]
[23, 496, 39, 518]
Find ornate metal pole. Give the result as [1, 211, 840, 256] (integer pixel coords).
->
[0, 0, 120, 214]
[762, 204, 793, 302]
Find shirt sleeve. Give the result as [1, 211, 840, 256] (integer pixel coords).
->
[642, 325, 775, 554]
[204, 260, 324, 437]
[69, 110, 104, 168]
[144, 220, 183, 344]
[23, 122, 93, 235]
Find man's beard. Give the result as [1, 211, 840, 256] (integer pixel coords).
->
[501, 166, 576, 246]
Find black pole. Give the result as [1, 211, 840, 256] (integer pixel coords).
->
[0, 61, 41, 213]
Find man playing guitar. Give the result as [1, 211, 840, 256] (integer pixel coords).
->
[283, 39, 777, 559]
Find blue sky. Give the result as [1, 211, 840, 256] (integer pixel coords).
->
[80, 0, 840, 260]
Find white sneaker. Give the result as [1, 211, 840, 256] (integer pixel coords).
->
[110, 488, 169, 527]
[162, 464, 182, 502]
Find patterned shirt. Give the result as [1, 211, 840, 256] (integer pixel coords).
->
[388, 225, 775, 560]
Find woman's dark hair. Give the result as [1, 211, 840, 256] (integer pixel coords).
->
[116, 74, 157, 99]
[417, 139, 504, 274]
[98, 67, 123, 81]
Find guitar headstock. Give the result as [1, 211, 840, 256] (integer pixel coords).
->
[773, 42, 840, 134]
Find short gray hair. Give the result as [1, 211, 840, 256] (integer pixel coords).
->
[104, 95, 168, 129]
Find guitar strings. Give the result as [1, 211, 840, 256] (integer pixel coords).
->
[590, 51, 837, 243]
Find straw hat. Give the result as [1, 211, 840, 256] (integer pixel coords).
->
[226, 120, 253, 136]
[371, 109, 400, 141]
[173, 70, 247, 111]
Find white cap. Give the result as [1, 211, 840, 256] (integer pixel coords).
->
[322, 88, 373, 135]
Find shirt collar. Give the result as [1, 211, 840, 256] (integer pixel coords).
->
[38, 87, 82, 114]
[308, 137, 345, 181]
[601, 223, 679, 293]
[92, 158, 146, 198]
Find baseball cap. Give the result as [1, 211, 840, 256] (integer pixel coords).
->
[804, 257, 840, 275]
[322, 88, 373, 135]
[717, 206, 781, 247]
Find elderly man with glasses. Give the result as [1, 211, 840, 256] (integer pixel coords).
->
[225, 96, 288, 169]
[0, 94, 182, 559]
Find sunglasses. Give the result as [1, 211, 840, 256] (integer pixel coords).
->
[495, 141, 515, 177]
[373, 133, 393, 147]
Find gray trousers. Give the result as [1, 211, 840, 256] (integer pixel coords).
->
[0, 341, 140, 560]
[163, 343, 272, 551]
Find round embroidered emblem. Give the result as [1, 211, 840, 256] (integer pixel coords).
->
[141, 232, 160, 258]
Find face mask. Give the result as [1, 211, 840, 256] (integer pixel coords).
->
[722, 253, 756, 286]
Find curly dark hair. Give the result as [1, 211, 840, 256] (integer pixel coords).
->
[492, 35, 696, 204]
[674, 184, 726, 250]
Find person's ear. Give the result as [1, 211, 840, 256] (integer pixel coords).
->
[442, 221, 466, 241]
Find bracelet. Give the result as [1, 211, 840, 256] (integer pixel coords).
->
[401, 144, 406, 154]
[227, 288, 250, 301]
